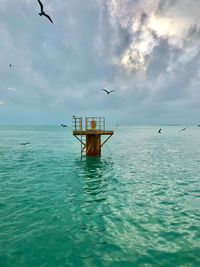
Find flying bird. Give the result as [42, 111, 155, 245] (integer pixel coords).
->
[158, 129, 162, 133]
[38, 0, 53, 23]
[102, 89, 114, 95]
[20, 142, 30, 145]
[179, 128, 186, 132]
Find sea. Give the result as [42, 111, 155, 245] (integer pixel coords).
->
[0, 125, 200, 266]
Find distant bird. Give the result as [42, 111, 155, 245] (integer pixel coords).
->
[158, 128, 162, 133]
[37, 0, 53, 23]
[9, 64, 12, 67]
[20, 142, 30, 145]
[102, 89, 114, 95]
[179, 128, 186, 132]
[61, 124, 67, 127]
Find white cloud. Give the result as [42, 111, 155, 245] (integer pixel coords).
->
[8, 88, 17, 91]
[0, 101, 5, 104]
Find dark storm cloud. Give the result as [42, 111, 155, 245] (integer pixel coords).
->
[186, 24, 200, 43]
[146, 38, 173, 76]
[156, 0, 177, 14]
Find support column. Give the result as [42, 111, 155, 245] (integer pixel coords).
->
[86, 134, 101, 156]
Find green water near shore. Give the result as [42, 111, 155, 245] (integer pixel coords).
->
[0, 126, 200, 266]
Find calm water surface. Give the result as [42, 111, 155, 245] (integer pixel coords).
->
[0, 126, 200, 266]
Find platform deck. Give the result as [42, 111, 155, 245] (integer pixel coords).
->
[73, 130, 114, 135]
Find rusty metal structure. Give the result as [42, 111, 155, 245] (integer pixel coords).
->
[73, 117, 114, 156]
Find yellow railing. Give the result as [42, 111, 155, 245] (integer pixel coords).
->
[85, 117, 105, 132]
[72, 117, 82, 131]
[72, 117, 84, 156]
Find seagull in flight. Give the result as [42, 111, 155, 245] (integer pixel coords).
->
[102, 89, 114, 95]
[179, 127, 186, 132]
[20, 142, 30, 145]
[37, 0, 53, 23]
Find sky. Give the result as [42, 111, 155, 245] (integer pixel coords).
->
[0, 0, 200, 125]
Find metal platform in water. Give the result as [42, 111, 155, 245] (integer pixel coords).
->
[72, 117, 114, 156]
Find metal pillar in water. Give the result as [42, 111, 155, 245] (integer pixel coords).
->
[73, 117, 113, 156]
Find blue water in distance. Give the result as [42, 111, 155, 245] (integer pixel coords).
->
[0, 126, 200, 266]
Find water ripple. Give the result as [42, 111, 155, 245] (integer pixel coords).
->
[0, 126, 200, 266]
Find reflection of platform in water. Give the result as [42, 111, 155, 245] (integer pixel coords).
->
[72, 117, 114, 156]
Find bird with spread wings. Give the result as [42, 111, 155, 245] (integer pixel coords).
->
[102, 89, 115, 95]
[38, 0, 53, 23]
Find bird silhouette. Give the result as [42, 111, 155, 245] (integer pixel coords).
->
[38, 0, 53, 23]
[9, 64, 12, 67]
[20, 142, 30, 145]
[158, 128, 162, 133]
[102, 89, 114, 95]
[179, 127, 186, 132]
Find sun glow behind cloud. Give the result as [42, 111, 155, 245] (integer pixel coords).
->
[118, 11, 192, 71]
[105, 0, 199, 73]
[121, 49, 146, 71]
[150, 16, 173, 37]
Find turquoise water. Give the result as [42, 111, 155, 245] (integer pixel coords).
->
[0, 126, 200, 266]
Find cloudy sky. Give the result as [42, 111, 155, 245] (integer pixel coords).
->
[0, 0, 200, 125]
